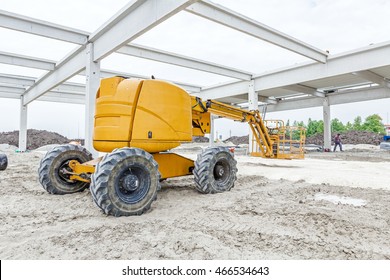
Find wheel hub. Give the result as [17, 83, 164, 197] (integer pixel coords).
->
[215, 164, 225, 178]
[122, 174, 139, 191]
[58, 160, 76, 183]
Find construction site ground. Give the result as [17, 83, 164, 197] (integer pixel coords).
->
[0, 142, 389, 260]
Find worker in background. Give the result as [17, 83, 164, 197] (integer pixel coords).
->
[333, 133, 343, 152]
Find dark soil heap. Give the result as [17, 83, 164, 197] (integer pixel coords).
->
[0, 129, 382, 150]
[192, 136, 209, 143]
[306, 130, 383, 146]
[224, 131, 383, 146]
[224, 135, 249, 145]
[0, 129, 83, 150]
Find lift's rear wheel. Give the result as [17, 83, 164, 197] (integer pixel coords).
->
[0, 153, 8, 171]
[90, 148, 160, 216]
[38, 144, 92, 194]
[193, 147, 237, 194]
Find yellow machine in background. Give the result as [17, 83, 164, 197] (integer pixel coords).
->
[38, 77, 305, 216]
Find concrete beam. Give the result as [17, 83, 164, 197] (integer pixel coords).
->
[0, 85, 25, 94]
[98, 69, 202, 93]
[51, 83, 85, 93]
[186, 0, 327, 63]
[0, 92, 21, 98]
[90, 0, 199, 61]
[38, 92, 85, 104]
[0, 74, 86, 93]
[118, 44, 252, 80]
[0, 90, 84, 100]
[266, 86, 390, 112]
[6, 69, 197, 96]
[0, 51, 55, 70]
[282, 84, 325, 98]
[255, 42, 390, 91]
[258, 95, 278, 104]
[0, 68, 198, 98]
[0, 9, 88, 44]
[22, 46, 86, 105]
[0, 8, 252, 81]
[200, 80, 249, 99]
[352, 70, 390, 88]
[328, 87, 390, 105]
[22, 0, 198, 105]
[0, 73, 35, 86]
[217, 96, 248, 105]
[203, 41, 390, 99]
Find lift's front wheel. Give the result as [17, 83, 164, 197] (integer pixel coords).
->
[90, 148, 160, 216]
[38, 144, 92, 194]
[193, 147, 237, 194]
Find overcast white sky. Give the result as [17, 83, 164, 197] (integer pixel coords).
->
[0, 0, 389, 139]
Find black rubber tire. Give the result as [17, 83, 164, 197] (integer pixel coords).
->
[38, 144, 92, 194]
[0, 154, 7, 171]
[193, 146, 238, 194]
[90, 148, 160, 217]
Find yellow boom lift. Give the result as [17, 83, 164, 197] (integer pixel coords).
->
[38, 77, 305, 216]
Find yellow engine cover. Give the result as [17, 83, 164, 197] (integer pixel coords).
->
[93, 77, 193, 153]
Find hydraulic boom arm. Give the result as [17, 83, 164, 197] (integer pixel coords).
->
[191, 96, 305, 159]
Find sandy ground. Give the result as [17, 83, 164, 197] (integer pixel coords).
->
[0, 143, 390, 260]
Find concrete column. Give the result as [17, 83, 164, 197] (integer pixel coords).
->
[85, 43, 100, 157]
[248, 80, 258, 153]
[209, 114, 215, 146]
[323, 97, 331, 151]
[18, 97, 28, 151]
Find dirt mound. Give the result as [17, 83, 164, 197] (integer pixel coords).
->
[223, 131, 383, 146]
[192, 136, 209, 143]
[224, 135, 249, 145]
[0, 129, 83, 150]
[306, 130, 383, 146]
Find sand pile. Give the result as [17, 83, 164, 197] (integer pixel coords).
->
[1, 144, 390, 260]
